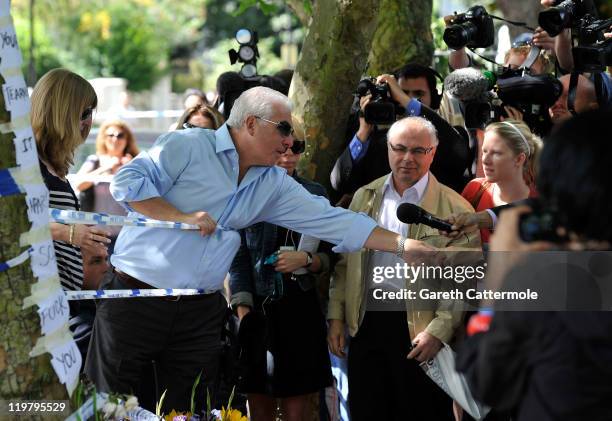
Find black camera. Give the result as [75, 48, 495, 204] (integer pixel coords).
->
[537, 0, 596, 37]
[572, 16, 612, 73]
[443, 5, 495, 50]
[355, 78, 403, 125]
[518, 199, 567, 243]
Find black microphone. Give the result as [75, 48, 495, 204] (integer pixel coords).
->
[396, 203, 454, 232]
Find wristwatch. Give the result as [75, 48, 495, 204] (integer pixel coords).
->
[304, 251, 313, 268]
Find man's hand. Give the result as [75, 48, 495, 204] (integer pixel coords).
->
[275, 251, 308, 273]
[377, 74, 410, 108]
[401, 238, 439, 265]
[441, 212, 485, 239]
[502, 105, 524, 122]
[540, 0, 555, 7]
[407, 331, 442, 362]
[532, 27, 555, 52]
[327, 319, 346, 358]
[236, 305, 251, 321]
[183, 211, 217, 236]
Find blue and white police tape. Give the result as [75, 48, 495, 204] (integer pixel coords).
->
[0, 247, 32, 272]
[49, 208, 200, 230]
[65, 288, 214, 300]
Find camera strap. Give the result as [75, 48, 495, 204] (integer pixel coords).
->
[567, 72, 580, 116]
[519, 46, 542, 74]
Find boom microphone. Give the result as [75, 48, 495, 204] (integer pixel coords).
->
[444, 67, 494, 103]
[396, 203, 454, 232]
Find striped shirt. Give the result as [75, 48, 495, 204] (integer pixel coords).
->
[40, 161, 83, 291]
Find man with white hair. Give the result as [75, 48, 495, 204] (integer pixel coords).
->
[327, 116, 481, 420]
[85, 87, 438, 413]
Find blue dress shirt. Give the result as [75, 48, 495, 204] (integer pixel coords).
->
[110, 124, 377, 290]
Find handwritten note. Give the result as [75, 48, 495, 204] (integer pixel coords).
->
[38, 288, 69, 335]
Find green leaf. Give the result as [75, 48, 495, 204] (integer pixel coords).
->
[303, 0, 313, 16]
[227, 385, 236, 410]
[156, 389, 167, 417]
[93, 387, 99, 421]
[233, 0, 258, 17]
[258, 0, 278, 15]
[206, 388, 212, 418]
[190, 370, 202, 415]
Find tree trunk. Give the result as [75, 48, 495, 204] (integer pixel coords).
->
[286, 0, 311, 27]
[0, 6, 67, 419]
[291, 0, 381, 191]
[367, 0, 434, 74]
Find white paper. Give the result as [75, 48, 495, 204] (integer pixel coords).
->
[13, 127, 38, 167]
[2, 74, 29, 118]
[30, 239, 59, 280]
[37, 288, 70, 335]
[49, 338, 82, 396]
[293, 235, 321, 275]
[0, 24, 22, 68]
[23, 184, 50, 228]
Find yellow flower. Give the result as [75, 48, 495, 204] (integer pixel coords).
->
[164, 409, 192, 421]
[220, 407, 247, 421]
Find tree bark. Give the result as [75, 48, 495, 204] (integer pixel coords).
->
[285, 0, 311, 27]
[367, 0, 434, 74]
[0, 7, 67, 418]
[291, 0, 381, 191]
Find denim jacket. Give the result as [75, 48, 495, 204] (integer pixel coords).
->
[229, 171, 335, 309]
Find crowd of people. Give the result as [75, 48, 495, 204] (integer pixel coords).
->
[29, 1, 612, 419]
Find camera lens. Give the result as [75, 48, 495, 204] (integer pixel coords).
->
[443, 22, 478, 50]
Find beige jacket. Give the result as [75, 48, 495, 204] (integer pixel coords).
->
[328, 173, 482, 343]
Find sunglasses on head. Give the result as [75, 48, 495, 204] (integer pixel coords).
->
[80, 107, 94, 122]
[256, 116, 294, 138]
[290, 140, 306, 154]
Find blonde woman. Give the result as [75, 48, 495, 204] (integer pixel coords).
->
[461, 120, 542, 244]
[31, 68, 110, 293]
[76, 120, 139, 248]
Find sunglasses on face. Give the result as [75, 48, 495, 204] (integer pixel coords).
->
[388, 143, 434, 156]
[290, 140, 306, 154]
[80, 107, 94, 122]
[105, 132, 126, 140]
[256, 116, 294, 138]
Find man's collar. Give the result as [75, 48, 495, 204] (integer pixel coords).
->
[384, 172, 429, 202]
[215, 123, 237, 153]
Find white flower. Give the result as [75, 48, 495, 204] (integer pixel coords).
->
[125, 396, 139, 411]
[102, 402, 117, 419]
[115, 406, 128, 419]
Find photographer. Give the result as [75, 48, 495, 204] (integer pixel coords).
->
[331, 64, 471, 206]
[456, 108, 612, 420]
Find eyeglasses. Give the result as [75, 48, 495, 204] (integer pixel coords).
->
[290, 140, 306, 154]
[388, 143, 434, 156]
[80, 107, 94, 122]
[255, 116, 294, 138]
[105, 132, 126, 140]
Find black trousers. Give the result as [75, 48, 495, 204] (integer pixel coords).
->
[348, 311, 454, 421]
[84, 273, 227, 413]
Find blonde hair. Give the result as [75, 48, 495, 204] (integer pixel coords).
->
[485, 120, 542, 187]
[504, 45, 553, 74]
[31, 68, 97, 178]
[95, 119, 139, 156]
